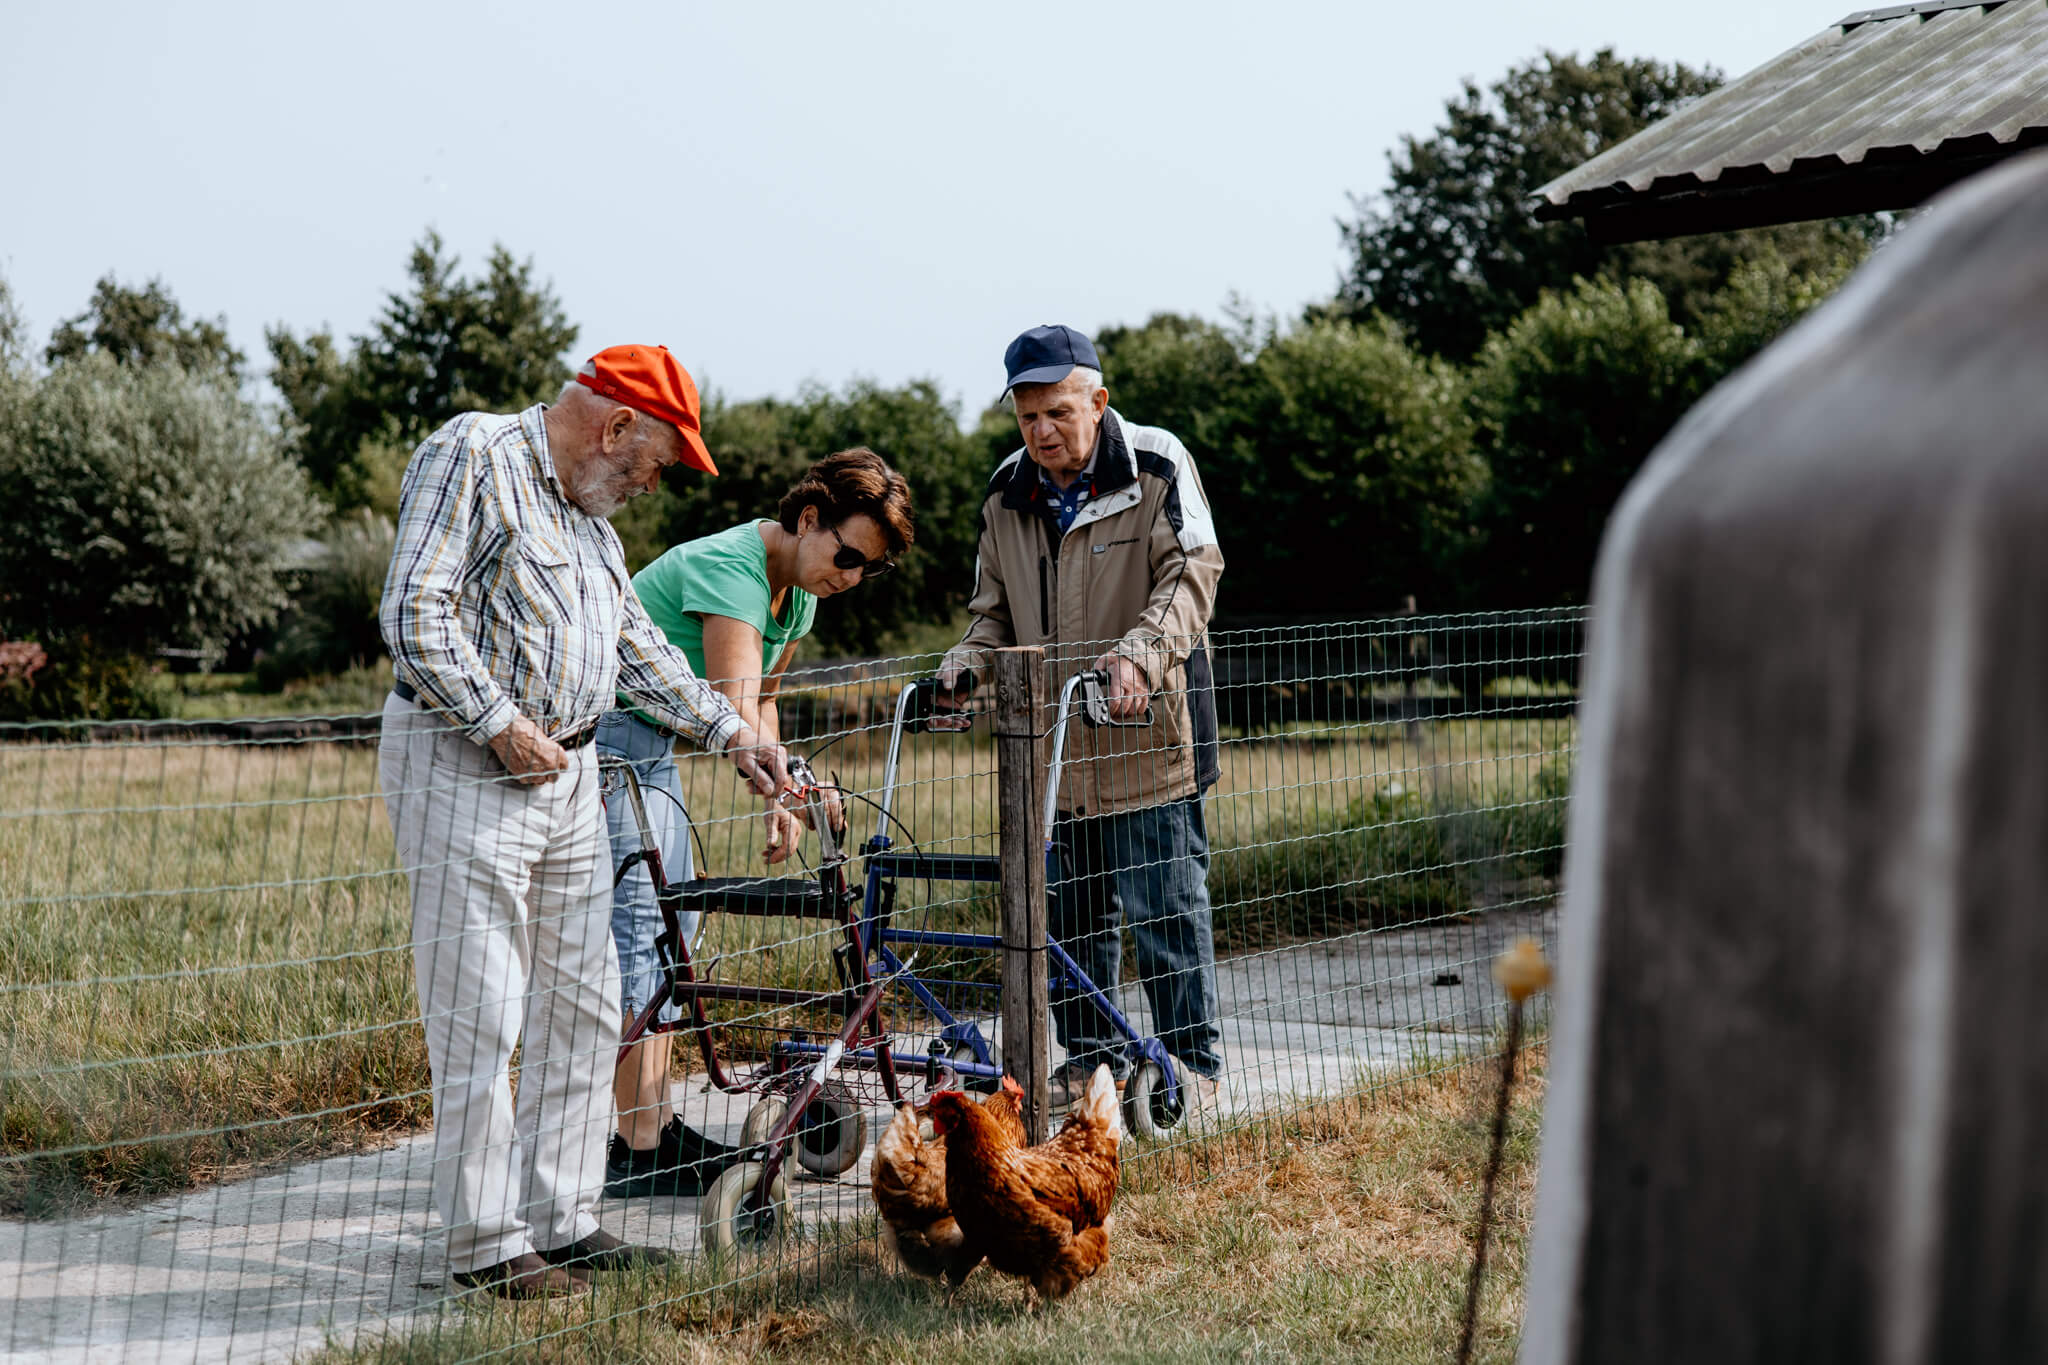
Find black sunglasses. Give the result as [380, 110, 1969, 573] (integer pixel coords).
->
[827, 523, 895, 577]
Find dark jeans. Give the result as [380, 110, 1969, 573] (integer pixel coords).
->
[1049, 796, 1222, 1080]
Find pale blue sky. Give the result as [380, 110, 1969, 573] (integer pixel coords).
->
[3, 1, 1838, 416]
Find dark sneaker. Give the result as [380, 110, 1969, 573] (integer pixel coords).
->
[537, 1228, 674, 1274]
[604, 1118, 740, 1198]
[451, 1252, 590, 1299]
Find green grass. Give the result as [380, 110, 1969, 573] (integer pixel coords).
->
[0, 697, 1571, 1216]
[0, 738, 421, 1215]
[318, 1052, 1546, 1364]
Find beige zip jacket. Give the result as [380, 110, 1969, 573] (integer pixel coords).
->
[940, 408, 1224, 817]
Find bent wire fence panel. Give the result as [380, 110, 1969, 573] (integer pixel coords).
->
[0, 609, 1578, 1362]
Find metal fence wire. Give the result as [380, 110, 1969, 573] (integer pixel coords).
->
[0, 608, 1579, 1362]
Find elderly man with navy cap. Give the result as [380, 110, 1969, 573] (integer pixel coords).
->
[939, 324, 1227, 1112]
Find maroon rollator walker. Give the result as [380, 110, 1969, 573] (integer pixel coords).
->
[598, 752, 953, 1255]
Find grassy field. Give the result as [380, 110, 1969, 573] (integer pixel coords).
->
[321, 1052, 1546, 1365]
[0, 685, 1571, 1216]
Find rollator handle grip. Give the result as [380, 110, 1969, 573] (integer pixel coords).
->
[1077, 669, 1153, 728]
[908, 676, 975, 733]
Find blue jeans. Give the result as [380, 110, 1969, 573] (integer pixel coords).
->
[1049, 796, 1222, 1080]
[596, 710, 696, 1025]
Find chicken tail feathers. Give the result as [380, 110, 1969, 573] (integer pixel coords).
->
[1075, 1063, 1123, 1139]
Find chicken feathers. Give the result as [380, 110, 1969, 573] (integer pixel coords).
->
[871, 1079, 1025, 1284]
[927, 1063, 1123, 1302]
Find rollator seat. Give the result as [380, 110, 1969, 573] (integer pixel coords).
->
[675, 875, 834, 918]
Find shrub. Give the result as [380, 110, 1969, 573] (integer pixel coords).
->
[1094, 312, 1483, 619]
[254, 510, 395, 686]
[0, 355, 322, 659]
[1465, 277, 1704, 606]
[0, 637, 167, 722]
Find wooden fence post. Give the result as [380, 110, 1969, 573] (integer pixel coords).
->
[994, 645, 1051, 1143]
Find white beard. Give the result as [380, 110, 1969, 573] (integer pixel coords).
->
[567, 450, 642, 519]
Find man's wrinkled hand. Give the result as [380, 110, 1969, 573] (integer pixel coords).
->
[1091, 651, 1151, 720]
[934, 661, 973, 711]
[725, 725, 791, 798]
[817, 781, 846, 834]
[488, 715, 569, 785]
[761, 805, 804, 864]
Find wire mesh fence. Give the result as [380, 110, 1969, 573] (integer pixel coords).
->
[0, 608, 1579, 1362]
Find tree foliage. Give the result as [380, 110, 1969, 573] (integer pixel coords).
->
[0, 276, 27, 381]
[1334, 49, 1878, 360]
[0, 354, 322, 657]
[46, 275, 245, 380]
[1091, 313, 1481, 617]
[267, 231, 578, 509]
[1464, 277, 1702, 606]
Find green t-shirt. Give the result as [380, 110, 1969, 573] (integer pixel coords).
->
[624, 521, 816, 717]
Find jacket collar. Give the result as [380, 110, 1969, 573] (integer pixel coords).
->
[998, 407, 1136, 512]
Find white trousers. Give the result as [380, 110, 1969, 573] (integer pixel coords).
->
[379, 694, 621, 1274]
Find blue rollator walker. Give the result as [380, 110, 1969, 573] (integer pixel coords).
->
[598, 669, 1197, 1257]
[859, 669, 1197, 1142]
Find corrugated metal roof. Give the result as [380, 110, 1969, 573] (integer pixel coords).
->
[1534, 0, 2048, 241]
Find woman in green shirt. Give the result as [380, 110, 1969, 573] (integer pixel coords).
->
[598, 447, 915, 1197]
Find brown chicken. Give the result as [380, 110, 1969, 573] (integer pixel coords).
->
[871, 1076, 1025, 1284]
[926, 1063, 1123, 1303]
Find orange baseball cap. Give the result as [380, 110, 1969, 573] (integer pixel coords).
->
[574, 344, 718, 475]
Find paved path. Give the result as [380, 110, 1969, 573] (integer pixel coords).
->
[0, 905, 1553, 1363]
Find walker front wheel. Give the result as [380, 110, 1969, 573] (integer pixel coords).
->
[1122, 1056, 1192, 1141]
[699, 1162, 789, 1256]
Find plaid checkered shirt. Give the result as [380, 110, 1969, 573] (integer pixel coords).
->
[380, 405, 743, 751]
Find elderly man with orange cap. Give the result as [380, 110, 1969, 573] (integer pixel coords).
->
[377, 345, 790, 1300]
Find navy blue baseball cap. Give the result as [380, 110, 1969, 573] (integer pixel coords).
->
[1003, 324, 1101, 396]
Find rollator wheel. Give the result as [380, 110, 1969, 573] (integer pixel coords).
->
[699, 1162, 788, 1256]
[793, 1083, 868, 1177]
[1122, 1056, 1192, 1142]
[740, 1096, 787, 1148]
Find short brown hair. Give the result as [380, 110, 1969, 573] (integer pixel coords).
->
[777, 448, 915, 557]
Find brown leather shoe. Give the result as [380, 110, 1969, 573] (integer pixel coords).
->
[451, 1251, 590, 1299]
[537, 1227, 675, 1273]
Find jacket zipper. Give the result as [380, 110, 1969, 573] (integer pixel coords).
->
[1038, 554, 1050, 637]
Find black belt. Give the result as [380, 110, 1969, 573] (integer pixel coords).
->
[393, 680, 598, 749]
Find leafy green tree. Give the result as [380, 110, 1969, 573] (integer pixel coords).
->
[1691, 247, 1862, 375]
[1462, 249, 1860, 608]
[46, 275, 244, 380]
[0, 275, 26, 380]
[1465, 277, 1704, 606]
[1093, 312, 1479, 618]
[1334, 49, 1877, 360]
[1246, 318, 1481, 612]
[0, 354, 322, 658]
[267, 231, 578, 508]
